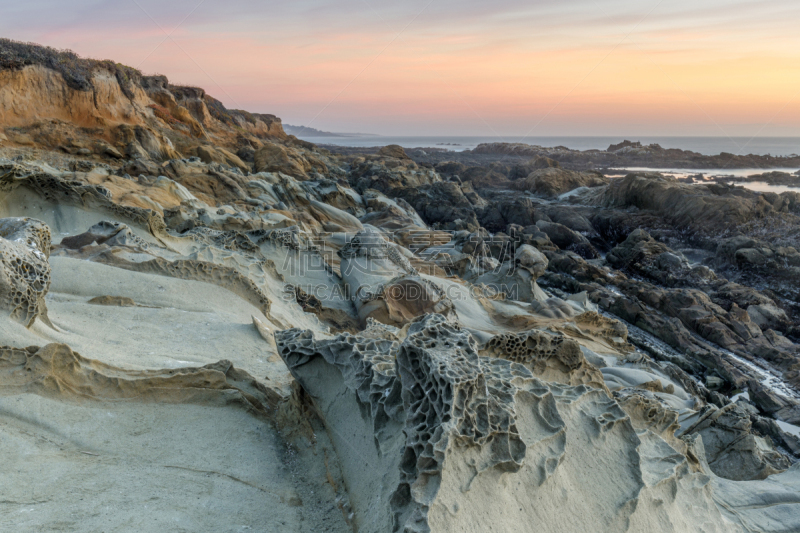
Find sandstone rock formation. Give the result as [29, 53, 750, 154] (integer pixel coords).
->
[0, 38, 335, 180]
[0, 217, 52, 327]
[481, 328, 606, 389]
[254, 142, 327, 178]
[277, 314, 800, 533]
[378, 144, 411, 160]
[3, 38, 800, 533]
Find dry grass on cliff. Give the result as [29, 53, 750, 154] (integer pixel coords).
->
[0, 38, 142, 97]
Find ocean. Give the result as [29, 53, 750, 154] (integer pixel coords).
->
[297, 135, 800, 157]
[299, 135, 800, 193]
[607, 167, 800, 194]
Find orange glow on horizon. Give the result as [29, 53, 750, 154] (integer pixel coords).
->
[7, 0, 800, 136]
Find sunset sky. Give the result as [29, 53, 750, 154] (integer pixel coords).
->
[4, 0, 800, 136]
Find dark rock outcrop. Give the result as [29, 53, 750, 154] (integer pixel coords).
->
[512, 167, 608, 198]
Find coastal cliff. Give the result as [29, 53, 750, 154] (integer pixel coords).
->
[2, 39, 800, 533]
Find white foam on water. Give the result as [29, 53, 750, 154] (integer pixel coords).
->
[721, 348, 799, 401]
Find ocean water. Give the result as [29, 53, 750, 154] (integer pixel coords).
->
[301, 134, 800, 193]
[609, 167, 800, 194]
[299, 135, 800, 157]
[743, 182, 800, 194]
[608, 167, 800, 178]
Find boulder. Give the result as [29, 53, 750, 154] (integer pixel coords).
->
[194, 145, 249, 173]
[254, 143, 307, 177]
[357, 275, 457, 327]
[535, 220, 596, 257]
[60, 221, 148, 250]
[607, 229, 686, 271]
[747, 303, 790, 331]
[543, 207, 596, 235]
[377, 144, 411, 160]
[394, 182, 480, 230]
[514, 244, 548, 279]
[512, 167, 608, 197]
[460, 166, 509, 188]
[433, 161, 467, 177]
[478, 196, 537, 232]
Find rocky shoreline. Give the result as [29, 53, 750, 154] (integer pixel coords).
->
[315, 139, 800, 173]
[3, 39, 800, 532]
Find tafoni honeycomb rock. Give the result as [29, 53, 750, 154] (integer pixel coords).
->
[276, 313, 800, 533]
[0, 217, 52, 327]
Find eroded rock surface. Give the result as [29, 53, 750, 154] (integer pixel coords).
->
[3, 39, 800, 533]
[277, 314, 800, 533]
[0, 217, 52, 327]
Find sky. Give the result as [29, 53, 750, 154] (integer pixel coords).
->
[3, 0, 800, 137]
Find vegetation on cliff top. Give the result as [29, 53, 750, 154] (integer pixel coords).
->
[0, 38, 284, 137]
[0, 38, 142, 98]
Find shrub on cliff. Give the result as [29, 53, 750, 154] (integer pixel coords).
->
[0, 38, 142, 98]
